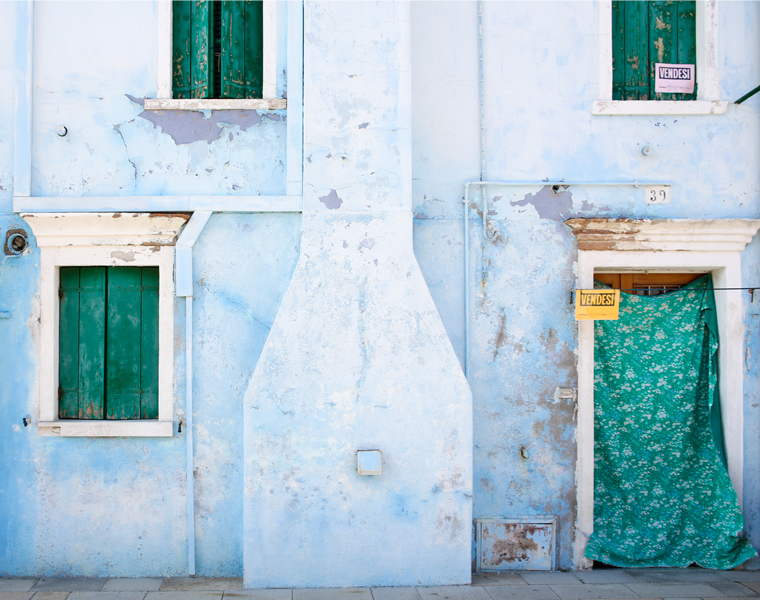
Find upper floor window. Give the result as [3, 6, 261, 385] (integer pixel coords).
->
[592, 0, 727, 115]
[173, 0, 264, 99]
[612, 0, 696, 101]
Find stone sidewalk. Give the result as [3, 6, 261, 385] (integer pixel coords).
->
[2, 570, 760, 600]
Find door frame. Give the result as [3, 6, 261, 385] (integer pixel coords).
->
[568, 218, 760, 568]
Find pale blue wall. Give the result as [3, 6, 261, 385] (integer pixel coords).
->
[1, 0, 759, 578]
[409, 1, 760, 569]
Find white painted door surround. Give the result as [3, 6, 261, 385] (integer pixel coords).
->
[567, 218, 760, 568]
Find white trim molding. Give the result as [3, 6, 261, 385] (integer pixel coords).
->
[154, 0, 281, 109]
[23, 213, 189, 438]
[568, 218, 760, 569]
[593, 0, 726, 116]
[565, 218, 760, 253]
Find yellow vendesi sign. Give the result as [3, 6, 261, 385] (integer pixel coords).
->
[575, 289, 620, 320]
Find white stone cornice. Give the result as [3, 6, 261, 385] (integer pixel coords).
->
[22, 212, 190, 247]
[565, 218, 760, 252]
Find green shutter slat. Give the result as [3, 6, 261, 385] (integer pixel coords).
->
[106, 267, 142, 420]
[675, 1, 697, 100]
[59, 268, 81, 418]
[173, 0, 211, 99]
[611, 1, 626, 101]
[220, 0, 263, 99]
[140, 268, 160, 419]
[624, 1, 650, 100]
[78, 267, 106, 419]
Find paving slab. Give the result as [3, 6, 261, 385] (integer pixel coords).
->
[32, 581, 107, 593]
[522, 575, 581, 585]
[722, 575, 760, 584]
[145, 593, 223, 600]
[416, 587, 491, 600]
[624, 570, 727, 583]
[0, 593, 34, 600]
[370, 588, 421, 600]
[706, 582, 759, 597]
[548, 585, 638, 599]
[32, 593, 72, 600]
[0, 582, 38, 593]
[470, 574, 526, 587]
[293, 590, 372, 600]
[482, 585, 559, 600]
[102, 581, 162, 593]
[160, 581, 242, 592]
[67, 593, 146, 600]
[625, 583, 726, 597]
[573, 572, 637, 585]
[223, 591, 292, 600]
[742, 583, 760, 594]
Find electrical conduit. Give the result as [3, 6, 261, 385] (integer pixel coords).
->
[174, 210, 213, 576]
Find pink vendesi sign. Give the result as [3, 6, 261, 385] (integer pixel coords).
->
[655, 63, 695, 94]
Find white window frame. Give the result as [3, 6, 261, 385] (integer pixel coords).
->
[23, 213, 188, 438]
[592, 0, 728, 116]
[568, 218, 760, 568]
[149, 0, 285, 111]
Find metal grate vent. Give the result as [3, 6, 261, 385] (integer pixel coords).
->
[475, 516, 556, 572]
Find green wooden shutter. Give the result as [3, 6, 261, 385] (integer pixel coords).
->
[173, 0, 212, 99]
[60, 267, 159, 420]
[220, 0, 263, 99]
[612, 1, 651, 100]
[106, 267, 160, 420]
[649, 1, 696, 100]
[59, 267, 106, 419]
[612, 1, 696, 101]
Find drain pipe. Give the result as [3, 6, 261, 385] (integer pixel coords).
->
[175, 210, 213, 577]
[462, 179, 670, 381]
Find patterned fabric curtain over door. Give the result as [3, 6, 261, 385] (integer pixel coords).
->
[585, 275, 757, 568]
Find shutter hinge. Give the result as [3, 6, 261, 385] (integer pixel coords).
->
[58, 288, 64, 299]
[58, 387, 63, 401]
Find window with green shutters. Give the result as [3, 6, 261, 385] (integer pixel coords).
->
[173, 0, 264, 99]
[59, 267, 159, 420]
[612, 0, 697, 101]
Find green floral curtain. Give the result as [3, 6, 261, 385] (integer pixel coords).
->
[585, 275, 756, 569]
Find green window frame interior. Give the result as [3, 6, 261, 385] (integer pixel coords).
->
[612, 0, 697, 101]
[173, 0, 264, 99]
[59, 267, 159, 420]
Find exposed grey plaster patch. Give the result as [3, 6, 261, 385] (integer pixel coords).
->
[125, 94, 145, 108]
[318, 189, 343, 210]
[111, 251, 136, 262]
[358, 238, 376, 251]
[414, 213, 430, 220]
[487, 210, 497, 216]
[264, 113, 281, 121]
[342, 241, 348, 248]
[492, 196, 502, 203]
[511, 185, 572, 220]
[579, 199, 611, 213]
[136, 109, 264, 145]
[358, 123, 369, 129]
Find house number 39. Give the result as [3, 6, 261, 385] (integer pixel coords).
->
[644, 185, 671, 205]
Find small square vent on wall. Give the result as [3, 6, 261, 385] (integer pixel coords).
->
[475, 516, 556, 572]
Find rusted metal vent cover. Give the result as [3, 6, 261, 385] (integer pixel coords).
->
[475, 516, 556, 572]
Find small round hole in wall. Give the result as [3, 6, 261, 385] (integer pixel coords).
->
[5, 230, 29, 255]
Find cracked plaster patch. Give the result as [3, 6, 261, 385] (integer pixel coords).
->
[124, 95, 280, 145]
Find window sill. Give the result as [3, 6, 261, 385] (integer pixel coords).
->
[37, 420, 174, 437]
[144, 98, 287, 111]
[592, 100, 728, 116]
